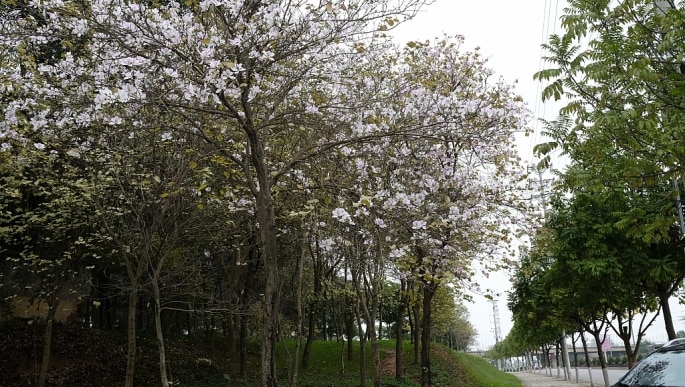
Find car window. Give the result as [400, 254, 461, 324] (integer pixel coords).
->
[619, 349, 685, 386]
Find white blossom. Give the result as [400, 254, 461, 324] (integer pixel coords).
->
[412, 220, 427, 230]
[332, 208, 354, 225]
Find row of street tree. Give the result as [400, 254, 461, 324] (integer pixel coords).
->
[0, 1, 530, 386]
[500, 1, 685, 387]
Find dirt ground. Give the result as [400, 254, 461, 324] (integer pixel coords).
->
[381, 350, 397, 375]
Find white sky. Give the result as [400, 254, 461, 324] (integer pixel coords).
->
[390, 0, 685, 350]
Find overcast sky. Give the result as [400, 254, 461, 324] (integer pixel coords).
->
[391, 0, 685, 349]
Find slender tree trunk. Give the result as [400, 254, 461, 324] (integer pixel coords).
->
[245, 126, 280, 387]
[659, 293, 677, 340]
[412, 302, 420, 364]
[289, 230, 307, 387]
[580, 333, 594, 387]
[351, 264, 367, 387]
[343, 262, 354, 361]
[378, 304, 383, 340]
[255, 191, 279, 387]
[555, 342, 561, 378]
[302, 304, 316, 369]
[572, 334, 579, 382]
[357, 320, 367, 387]
[591, 330, 610, 387]
[618, 324, 638, 369]
[395, 278, 409, 380]
[408, 306, 414, 343]
[225, 311, 237, 374]
[110, 295, 116, 330]
[543, 345, 552, 376]
[420, 281, 437, 387]
[37, 302, 57, 387]
[125, 283, 140, 387]
[394, 313, 404, 379]
[152, 275, 170, 387]
[346, 309, 354, 361]
[360, 272, 381, 387]
[240, 310, 248, 379]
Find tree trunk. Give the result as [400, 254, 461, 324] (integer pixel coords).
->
[245, 124, 280, 387]
[302, 304, 316, 369]
[346, 309, 354, 361]
[357, 310, 367, 387]
[412, 302, 420, 364]
[618, 324, 638, 369]
[255, 188, 279, 387]
[420, 281, 437, 387]
[225, 311, 237, 374]
[378, 304, 383, 340]
[240, 310, 248, 379]
[152, 276, 170, 387]
[527, 351, 533, 372]
[555, 342, 561, 378]
[109, 295, 116, 330]
[591, 330, 610, 387]
[37, 302, 57, 387]
[408, 306, 414, 343]
[580, 333, 595, 387]
[395, 278, 409, 380]
[543, 345, 552, 376]
[659, 293, 677, 340]
[289, 230, 307, 387]
[125, 283, 140, 387]
[360, 272, 381, 387]
[394, 313, 404, 379]
[572, 334, 579, 382]
[351, 263, 367, 387]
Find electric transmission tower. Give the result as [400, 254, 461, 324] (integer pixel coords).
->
[491, 299, 502, 343]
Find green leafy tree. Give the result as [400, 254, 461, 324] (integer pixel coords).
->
[534, 0, 685, 239]
[533, 0, 685, 343]
[0, 132, 100, 387]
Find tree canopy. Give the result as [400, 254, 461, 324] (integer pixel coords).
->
[0, 1, 528, 386]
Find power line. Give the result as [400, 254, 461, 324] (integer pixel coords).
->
[530, 0, 562, 164]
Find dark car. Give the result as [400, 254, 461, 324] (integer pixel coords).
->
[612, 338, 685, 387]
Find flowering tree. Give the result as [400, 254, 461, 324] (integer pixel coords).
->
[1, 1, 531, 386]
[0, 0, 445, 385]
[327, 38, 528, 386]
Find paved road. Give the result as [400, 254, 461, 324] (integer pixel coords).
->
[515, 368, 628, 386]
[515, 372, 593, 387]
[575, 368, 627, 385]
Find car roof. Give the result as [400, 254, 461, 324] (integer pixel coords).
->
[656, 338, 685, 351]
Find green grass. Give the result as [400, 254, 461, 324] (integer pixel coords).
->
[0, 324, 523, 387]
[451, 351, 524, 387]
[270, 339, 523, 387]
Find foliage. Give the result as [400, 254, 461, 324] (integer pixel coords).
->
[503, 0, 685, 366]
[0, 0, 530, 384]
[534, 0, 685, 241]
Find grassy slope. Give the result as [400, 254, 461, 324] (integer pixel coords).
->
[0, 324, 523, 387]
[279, 339, 523, 387]
[450, 351, 523, 387]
